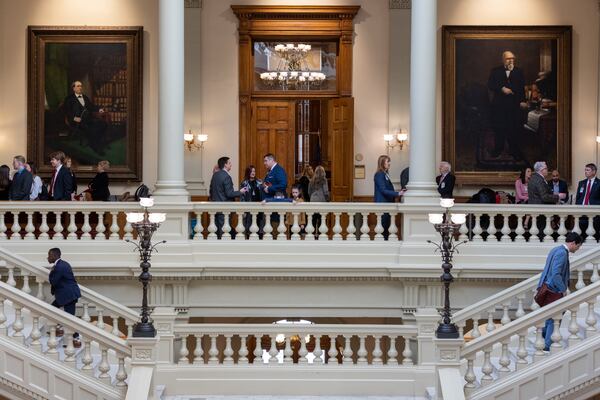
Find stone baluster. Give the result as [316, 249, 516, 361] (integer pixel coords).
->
[221, 213, 232, 241]
[487, 213, 498, 241]
[238, 336, 249, 365]
[81, 303, 91, 322]
[515, 294, 526, 318]
[253, 335, 264, 365]
[116, 357, 128, 388]
[586, 300, 598, 335]
[250, 212, 260, 240]
[178, 336, 189, 364]
[98, 347, 111, 381]
[568, 307, 581, 345]
[591, 263, 600, 283]
[342, 335, 353, 364]
[208, 334, 219, 364]
[63, 327, 76, 363]
[346, 212, 357, 241]
[472, 214, 483, 241]
[97, 309, 105, 330]
[277, 216, 287, 240]
[128, 323, 133, 338]
[388, 213, 399, 241]
[498, 340, 511, 376]
[576, 268, 586, 290]
[235, 213, 245, 240]
[402, 336, 414, 365]
[572, 215, 582, 236]
[24, 212, 35, 239]
[500, 214, 510, 242]
[313, 335, 323, 364]
[486, 309, 496, 332]
[500, 303, 511, 325]
[6, 265, 16, 287]
[387, 336, 398, 365]
[35, 277, 44, 301]
[109, 211, 120, 240]
[0, 297, 6, 335]
[463, 356, 477, 395]
[516, 331, 529, 370]
[304, 212, 315, 241]
[283, 335, 293, 364]
[10, 212, 21, 239]
[21, 271, 31, 294]
[372, 336, 383, 365]
[95, 211, 106, 240]
[193, 334, 204, 364]
[459, 219, 469, 241]
[263, 213, 273, 240]
[585, 214, 596, 241]
[124, 217, 133, 240]
[514, 214, 525, 242]
[291, 213, 301, 240]
[374, 213, 384, 241]
[111, 315, 120, 337]
[67, 212, 78, 239]
[356, 335, 367, 365]
[268, 334, 279, 364]
[529, 214, 540, 242]
[298, 335, 308, 364]
[194, 212, 205, 240]
[0, 213, 6, 238]
[328, 336, 338, 364]
[318, 213, 329, 240]
[550, 315, 563, 353]
[480, 347, 494, 386]
[11, 305, 24, 339]
[52, 211, 64, 240]
[208, 211, 217, 240]
[542, 214, 554, 242]
[332, 213, 342, 240]
[360, 212, 370, 240]
[457, 321, 465, 337]
[557, 215, 567, 241]
[81, 339, 94, 373]
[471, 317, 481, 339]
[30, 316, 42, 349]
[223, 335, 234, 364]
[534, 323, 547, 361]
[45, 323, 58, 358]
[81, 212, 92, 240]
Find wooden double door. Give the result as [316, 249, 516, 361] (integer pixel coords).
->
[244, 97, 354, 201]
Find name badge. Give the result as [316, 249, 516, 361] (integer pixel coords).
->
[580, 187, 584, 193]
[441, 183, 446, 189]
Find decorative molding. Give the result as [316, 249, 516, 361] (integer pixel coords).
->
[184, 0, 201, 8]
[0, 376, 47, 400]
[390, 0, 411, 9]
[550, 376, 600, 399]
[134, 349, 153, 360]
[440, 350, 458, 361]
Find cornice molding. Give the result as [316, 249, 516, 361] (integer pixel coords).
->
[231, 5, 360, 21]
[390, 0, 411, 10]
[0, 376, 47, 400]
[184, 0, 201, 9]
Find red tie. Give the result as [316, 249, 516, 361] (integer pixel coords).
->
[584, 180, 592, 205]
[49, 169, 57, 197]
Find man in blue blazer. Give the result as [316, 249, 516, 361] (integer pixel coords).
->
[48, 151, 74, 201]
[537, 232, 582, 350]
[262, 153, 288, 199]
[575, 164, 600, 205]
[47, 247, 81, 316]
[9, 155, 33, 200]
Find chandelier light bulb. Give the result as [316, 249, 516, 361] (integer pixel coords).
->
[139, 197, 154, 208]
[440, 198, 455, 208]
[126, 213, 145, 224]
[428, 213, 444, 224]
[197, 134, 208, 142]
[383, 134, 394, 142]
[450, 213, 467, 224]
[398, 132, 408, 142]
[148, 213, 167, 224]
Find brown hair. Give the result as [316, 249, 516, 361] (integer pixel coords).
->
[13, 155, 26, 164]
[377, 155, 390, 172]
[301, 164, 314, 179]
[98, 160, 110, 171]
[49, 151, 66, 163]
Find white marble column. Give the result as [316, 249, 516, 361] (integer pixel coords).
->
[404, 0, 439, 204]
[154, 0, 189, 201]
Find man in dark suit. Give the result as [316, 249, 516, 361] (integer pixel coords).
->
[63, 81, 107, 154]
[209, 157, 247, 237]
[8, 155, 33, 200]
[436, 161, 455, 199]
[547, 169, 569, 204]
[528, 161, 559, 205]
[487, 51, 527, 159]
[262, 153, 288, 199]
[48, 151, 74, 201]
[575, 163, 600, 240]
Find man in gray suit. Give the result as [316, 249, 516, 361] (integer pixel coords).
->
[209, 157, 247, 238]
[528, 161, 560, 205]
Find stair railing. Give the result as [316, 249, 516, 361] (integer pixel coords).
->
[0, 246, 139, 336]
[453, 246, 600, 338]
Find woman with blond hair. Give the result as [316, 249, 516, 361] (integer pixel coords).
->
[87, 160, 111, 201]
[374, 155, 405, 239]
[308, 165, 329, 202]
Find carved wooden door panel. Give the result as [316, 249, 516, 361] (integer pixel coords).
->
[251, 100, 296, 191]
[327, 97, 354, 201]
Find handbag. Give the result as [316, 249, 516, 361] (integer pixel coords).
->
[534, 283, 563, 307]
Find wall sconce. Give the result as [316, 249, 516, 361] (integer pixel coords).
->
[184, 129, 208, 152]
[384, 130, 409, 154]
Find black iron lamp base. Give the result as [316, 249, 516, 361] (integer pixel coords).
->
[132, 322, 157, 338]
[436, 323, 460, 339]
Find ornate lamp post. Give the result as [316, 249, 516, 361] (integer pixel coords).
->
[126, 197, 166, 337]
[428, 198, 467, 339]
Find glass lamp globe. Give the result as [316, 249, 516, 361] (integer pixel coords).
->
[428, 213, 444, 224]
